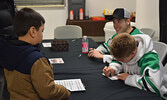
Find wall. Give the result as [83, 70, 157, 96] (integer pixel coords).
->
[86, 0, 136, 17]
[22, 0, 136, 39]
[136, 0, 159, 41]
[18, 0, 160, 41]
[33, 7, 68, 39]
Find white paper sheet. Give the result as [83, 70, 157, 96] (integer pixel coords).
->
[54, 79, 86, 92]
[42, 42, 51, 47]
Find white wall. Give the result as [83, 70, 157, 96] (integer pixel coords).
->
[18, 0, 160, 41]
[33, 7, 68, 39]
[86, 0, 136, 17]
[136, 0, 159, 41]
[25, 0, 136, 39]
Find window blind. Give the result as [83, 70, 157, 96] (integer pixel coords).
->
[15, 0, 64, 6]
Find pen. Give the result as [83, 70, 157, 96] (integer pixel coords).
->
[72, 39, 78, 42]
[78, 54, 82, 59]
[105, 62, 111, 77]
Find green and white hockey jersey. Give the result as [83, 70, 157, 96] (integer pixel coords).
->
[109, 34, 167, 99]
[96, 27, 142, 63]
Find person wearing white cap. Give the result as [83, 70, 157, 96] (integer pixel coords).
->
[88, 8, 144, 64]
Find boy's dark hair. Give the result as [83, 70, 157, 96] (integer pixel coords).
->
[13, 8, 45, 36]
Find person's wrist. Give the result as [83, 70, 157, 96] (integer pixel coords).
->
[100, 54, 103, 59]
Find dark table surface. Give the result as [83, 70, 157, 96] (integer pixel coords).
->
[40, 38, 161, 100]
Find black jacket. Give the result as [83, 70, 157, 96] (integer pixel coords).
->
[0, 0, 17, 39]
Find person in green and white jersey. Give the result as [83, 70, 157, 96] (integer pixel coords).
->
[103, 33, 167, 99]
[88, 8, 144, 63]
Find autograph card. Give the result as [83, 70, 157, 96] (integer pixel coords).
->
[102, 73, 118, 80]
[49, 58, 64, 64]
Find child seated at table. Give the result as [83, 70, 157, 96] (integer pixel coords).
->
[103, 33, 167, 99]
[0, 8, 70, 100]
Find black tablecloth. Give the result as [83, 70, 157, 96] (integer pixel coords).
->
[40, 38, 161, 100]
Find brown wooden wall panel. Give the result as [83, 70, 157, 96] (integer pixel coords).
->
[66, 19, 108, 36]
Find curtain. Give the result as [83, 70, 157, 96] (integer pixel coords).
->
[159, 0, 167, 44]
[159, 0, 167, 65]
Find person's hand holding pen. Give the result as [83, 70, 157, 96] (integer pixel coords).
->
[88, 48, 103, 59]
[103, 63, 115, 77]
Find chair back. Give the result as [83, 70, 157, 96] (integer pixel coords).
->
[153, 41, 167, 65]
[140, 28, 155, 38]
[165, 63, 167, 73]
[54, 25, 82, 39]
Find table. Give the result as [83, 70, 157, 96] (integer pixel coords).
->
[40, 38, 161, 100]
[66, 19, 108, 36]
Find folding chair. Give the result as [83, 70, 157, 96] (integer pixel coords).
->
[54, 25, 82, 39]
[153, 41, 167, 65]
[140, 28, 155, 38]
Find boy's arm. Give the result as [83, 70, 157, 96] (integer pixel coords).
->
[124, 52, 165, 98]
[96, 41, 114, 63]
[103, 55, 114, 63]
[96, 43, 110, 54]
[31, 57, 70, 100]
[109, 60, 122, 74]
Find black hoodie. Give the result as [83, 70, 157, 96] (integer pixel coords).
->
[0, 37, 46, 74]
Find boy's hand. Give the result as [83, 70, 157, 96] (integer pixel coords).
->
[103, 66, 115, 77]
[118, 73, 129, 81]
[88, 48, 103, 59]
[88, 48, 94, 57]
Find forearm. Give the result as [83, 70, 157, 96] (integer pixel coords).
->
[96, 43, 110, 55]
[109, 61, 122, 74]
[103, 55, 114, 63]
[125, 74, 143, 89]
[125, 68, 163, 94]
